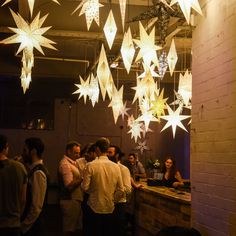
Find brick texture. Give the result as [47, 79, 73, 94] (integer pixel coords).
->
[191, 0, 236, 236]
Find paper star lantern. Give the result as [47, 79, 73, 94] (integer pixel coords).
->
[171, 90, 191, 111]
[121, 27, 135, 74]
[160, 104, 190, 138]
[73, 76, 90, 103]
[140, 123, 153, 138]
[97, 44, 111, 100]
[137, 110, 159, 131]
[1, 0, 60, 16]
[158, 51, 168, 79]
[128, 119, 142, 143]
[150, 88, 168, 121]
[127, 114, 135, 127]
[1, 10, 57, 55]
[170, 0, 202, 24]
[133, 21, 161, 67]
[108, 85, 124, 124]
[132, 76, 146, 104]
[72, 0, 103, 30]
[119, 101, 131, 120]
[178, 69, 192, 106]
[167, 39, 178, 76]
[88, 73, 99, 107]
[119, 0, 126, 31]
[135, 140, 149, 154]
[103, 10, 117, 49]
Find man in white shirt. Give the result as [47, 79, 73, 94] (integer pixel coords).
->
[107, 145, 132, 236]
[58, 141, 83, 236]
[81, 137, 124, 236]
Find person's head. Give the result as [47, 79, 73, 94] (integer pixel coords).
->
[0, 134, 8, 156]
[85, 143, 97, 162]
[107, 145, 122, 163]
[95, 137, 110, 156]
[128, 153, 137, 165]
[163, 156, 177, 178]
[65, 141, 81, 161]
[23, 137, 44, 164]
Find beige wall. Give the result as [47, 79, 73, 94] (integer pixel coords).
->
[191, 0, 236, 235]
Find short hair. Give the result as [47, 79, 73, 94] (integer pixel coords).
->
[95, 137, 110, 153]
[66, 141, 81, 151]
[129, 153, 136, 159]
[110, 145, 124, 160]
[0, 134, 8, 152]
[87, 143, 97, 153]
[25, 137, 44, 158]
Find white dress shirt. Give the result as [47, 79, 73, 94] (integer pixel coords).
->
[116, 162, 132, 203]
[81, 155, 124, 214]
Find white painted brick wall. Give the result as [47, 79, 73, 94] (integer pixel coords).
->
[191, 0, 236, 235]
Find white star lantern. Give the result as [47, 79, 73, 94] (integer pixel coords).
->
[135, 140, 149, 154]
[121, 27, 135, 74]
[73, 76, 90, 103]
[97, 44, 111, 100]
[72, 0, 103, 30]
[108, 85, 124, 124]
[133, 22, 161, 67]
[119, 0, 127, 31]
[160, 104, 190, 138]
[88, 73, 99, 107]
[170, 0, 202, 24]
[0, 9, 57, 93]
[167, 39, 178, 76]
[103, 10, 117, 49]
[119, 101, 131, 120]
[1, 0, 60, 16]
[128, 119, 143, 143]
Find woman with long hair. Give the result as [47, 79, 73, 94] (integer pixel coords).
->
[162, 156, 184, 188]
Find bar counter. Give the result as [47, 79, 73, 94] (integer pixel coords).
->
[134, 180, 191, 236]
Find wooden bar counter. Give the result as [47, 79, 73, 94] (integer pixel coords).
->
[133, 180, 191, 236]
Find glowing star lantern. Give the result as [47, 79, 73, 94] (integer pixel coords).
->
[178, 69, 192, 106]
[0, 10, 57, 55]
[158, 51, 168, 79]
[73, 76, 90, 103]
[103, 10, 117, 49]
[132, 77, 146, 104]
[119, 0, 126, 31]
[167, 39, 178, 76]
[170, 0, 202, 24]
[133, 21, 161, 67]
[128, 120, 143, 143]
[137, 109, 159, 131]
[88, 73, 99, 107]
[97, 44, 111, 100]
[160, 104, 190, 138]
[106, 74, 115, 100]
[1, 0, 60, 16]
[108, 85, 124, 124]
[119, 101, 131, 120]
[150, 88, 168, 121]
[135, 140, 149, 154]
[72, 0, 103, 30]
[121, 27, 135, 74]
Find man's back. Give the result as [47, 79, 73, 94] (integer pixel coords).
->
[0, 159, 27, 228]
[82, 155, 124, 214]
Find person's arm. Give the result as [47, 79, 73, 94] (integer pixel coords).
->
[21, 170, 47, 233]
[135, 161, 146, 178]
[81, 163, 92, 193]
[122, 167, 132, 196]
[173, 171, 184, 188]
[60, 162, 82, 192]
[131, 177, 143, 189]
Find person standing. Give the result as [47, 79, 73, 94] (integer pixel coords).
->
[21, 137, 49, 236]
[0, 134, 27, 236]
[58, 141, 83, 236]
[107, 145, 132, 236]
[81, 137, 124, 236]
[128, 153, 146, 180]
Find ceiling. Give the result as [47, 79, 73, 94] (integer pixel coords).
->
[0, 0, 192, 99]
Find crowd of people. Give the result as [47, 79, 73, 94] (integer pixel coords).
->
[0, 134, 191, 236]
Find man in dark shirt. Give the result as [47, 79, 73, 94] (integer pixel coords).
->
[0, 134, 27, 236]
